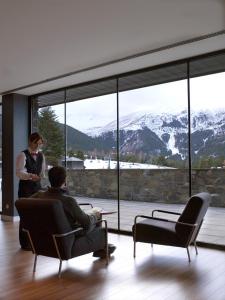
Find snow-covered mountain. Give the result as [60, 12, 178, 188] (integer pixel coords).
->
[84, 110, 225, 160]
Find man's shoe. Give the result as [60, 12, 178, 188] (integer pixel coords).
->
[93, 244, 116, 258]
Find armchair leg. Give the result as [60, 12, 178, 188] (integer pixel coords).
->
[33, 254, 38, 273]
[133, 223, 137, 258]
[104, 221, 109, 265]
[194, 241, 198, 255]
[58, 259, 62, 278]
[186, 247, 191, 263]
[105, 243, 109, 265]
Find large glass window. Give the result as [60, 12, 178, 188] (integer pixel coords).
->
[38, 104, 65, 168]
[118, 64, 188, 231]
[32, 92, 65, 187]
[31, 51, 225, 247]
[190, 54, 225, 246]
[65, 80, 118, 229]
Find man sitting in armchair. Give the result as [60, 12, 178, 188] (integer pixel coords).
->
[31, 165, 116, 258]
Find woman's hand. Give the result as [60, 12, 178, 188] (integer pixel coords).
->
[30, 174, 40, 181]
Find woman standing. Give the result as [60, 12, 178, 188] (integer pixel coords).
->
[16, 132, 46, 249]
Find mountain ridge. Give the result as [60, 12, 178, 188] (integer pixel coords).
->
[65, 109, 225, 161]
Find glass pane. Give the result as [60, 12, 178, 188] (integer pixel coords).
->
[32, 100, 65, 188]
[119, 70, 189, 231]
[66, 87, 118, 229]
[190, 71, 225, 246]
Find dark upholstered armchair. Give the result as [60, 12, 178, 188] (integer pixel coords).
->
[132, 192, 211, 262]
[15, 198, 108, 277]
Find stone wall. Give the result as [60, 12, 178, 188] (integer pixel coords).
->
[67, 168, 225, 207]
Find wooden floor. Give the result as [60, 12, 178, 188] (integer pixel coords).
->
[1, 221, 225, 300]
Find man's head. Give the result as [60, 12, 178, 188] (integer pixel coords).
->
[48, 166, 66, 188]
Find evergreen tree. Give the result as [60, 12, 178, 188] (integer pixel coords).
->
[76, 150, 85, 160]
[67, 149, 75, 157]
[38, 107, 64, 166]
[152, 155, 168, 166]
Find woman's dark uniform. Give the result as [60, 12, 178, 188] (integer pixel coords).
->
[18, 150, 43, 249]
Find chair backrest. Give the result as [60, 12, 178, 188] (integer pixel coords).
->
[15, 198, 75, 260]
[176, 192, 211, 244]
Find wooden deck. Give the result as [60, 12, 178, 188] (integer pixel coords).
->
[77, 197, 225, 247]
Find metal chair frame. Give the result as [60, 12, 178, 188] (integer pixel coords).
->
[133, 210, 199, 262]
[23, 219, 108, 278]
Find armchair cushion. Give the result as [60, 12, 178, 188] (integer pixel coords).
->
[134, 218, 181, 246]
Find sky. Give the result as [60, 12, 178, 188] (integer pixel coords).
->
[50, 72, 225, 132]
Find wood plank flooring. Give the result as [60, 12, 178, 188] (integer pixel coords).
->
[0, 221, 225, 300]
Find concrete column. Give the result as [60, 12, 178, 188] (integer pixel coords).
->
[1, 93, 29, 221]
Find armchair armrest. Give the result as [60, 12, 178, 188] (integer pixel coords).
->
[78, 202, 93, 208]
[176, 221, 198, 228]
[53, 227, 84, 238]
[52, 218, 108, 239]
[96, 218, 108, 230]
[134, 215, 168, 226]
[53, 219, 108, 240]
[152, 209, 181, 217]
[134, 215, 197, 228]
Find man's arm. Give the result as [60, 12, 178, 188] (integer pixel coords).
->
[65, 196, 100, 232]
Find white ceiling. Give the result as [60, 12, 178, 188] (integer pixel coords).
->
[0, 0, 225, 96]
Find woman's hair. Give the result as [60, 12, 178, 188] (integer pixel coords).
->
[29, 132, 43, 144]
[48, 166, 66, 188]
